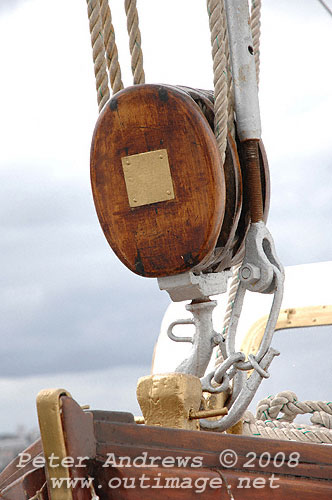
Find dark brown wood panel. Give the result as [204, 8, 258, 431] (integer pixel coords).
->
[93, 421, 332, 482]
[90, 463, 332, 500]
[1, 395, 331, 499]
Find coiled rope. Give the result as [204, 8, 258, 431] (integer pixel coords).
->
[244, 391, 332, 444]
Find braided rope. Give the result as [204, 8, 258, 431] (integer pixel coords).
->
[243, 411, 332, 444]
[124, 0, 145, 85]
[99, 0, 124, 94]
[223, 7, 235, 139]
[256, 390, 332, 424]
[215, 264, 241, 366]
[250, 0, 261, 85]
[207, 0, 228, 165]
[243, 391, 332, 444]
[86, 0, 110, 112]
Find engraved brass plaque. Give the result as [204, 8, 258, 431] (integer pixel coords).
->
[122, 149, 175, 208]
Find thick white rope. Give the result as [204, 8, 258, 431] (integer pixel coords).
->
[86, 0, 110, 112]
[124, 0, 145, 85]
[243, 391, 332, 443]
[99, 0, 124, 94]
[207, 0, 229, 165]
[250, 0, 261, 85]
[256, 390, 332, 424]
[215, 264, 241, 366]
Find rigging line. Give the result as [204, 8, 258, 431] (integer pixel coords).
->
[316, 0, 332, 17]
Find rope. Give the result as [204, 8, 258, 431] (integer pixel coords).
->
[215, 264, 241, 366]
[250, 0, 261, 85]
[86, 0, 111, 112]
[124, 0, 145, 85]
[224, 6, 235, 139]
[216, 0, 262, 367]
[256, 390, 332, 424]
[243, 391, 332, 444]
[29, 483, 47, 500]
[207, 0, 228, 165]
[99, 0, 124, 94]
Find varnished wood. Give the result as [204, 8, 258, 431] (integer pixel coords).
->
[1, 394, 331, 499]
[91, 84, 225, 277]
[60, 397, 96, 500]
[93, 420, 332, 482]
[89, 465, 332, 500]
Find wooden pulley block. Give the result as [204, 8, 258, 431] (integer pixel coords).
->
[90, 84, 226, 278]
[179, 87, 243, 272]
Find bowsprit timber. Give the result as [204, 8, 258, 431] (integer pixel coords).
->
[1, 1, 332, 499]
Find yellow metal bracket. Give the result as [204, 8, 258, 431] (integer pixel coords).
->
[36, 388, 73, 500]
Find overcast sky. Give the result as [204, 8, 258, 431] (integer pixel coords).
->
[0, 0, 331, 433]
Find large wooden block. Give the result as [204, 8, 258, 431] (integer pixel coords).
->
[90, 84, 225, 277]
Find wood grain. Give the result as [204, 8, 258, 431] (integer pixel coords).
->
[91, 84, 225, 277]
[1, 397, 331, 499]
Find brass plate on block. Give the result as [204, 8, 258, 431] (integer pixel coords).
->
[122, 149, 175, 207]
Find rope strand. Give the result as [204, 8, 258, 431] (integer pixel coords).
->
[243, 391, 332, 444]
[86, 0, 110, 112]
[250, 0, 261, 85]
[124, 0, 145, 85]
[217, 0, 262, 366]
[207, 0, 228, 165]
[99, 0, 124, 94]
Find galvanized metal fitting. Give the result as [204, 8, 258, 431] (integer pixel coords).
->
[240, 263, 261, 284]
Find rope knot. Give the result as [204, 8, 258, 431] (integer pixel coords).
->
[311, 411, 332, 429]
[256, 391, 298, 421]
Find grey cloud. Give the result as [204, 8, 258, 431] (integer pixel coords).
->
[0, 166, 169, 377]
[252, 325, 332, 411]
[267, 151, 332, 265]
[1, 143, 332, 379]
[0, 0, 28, 13]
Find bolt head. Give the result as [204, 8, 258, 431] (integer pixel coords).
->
[240, 264, 261, 284]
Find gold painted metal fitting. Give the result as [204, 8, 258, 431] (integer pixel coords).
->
[122, 148, 175, 207]
[36, 388, 72, 500]
[137, 373, 202, 430]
